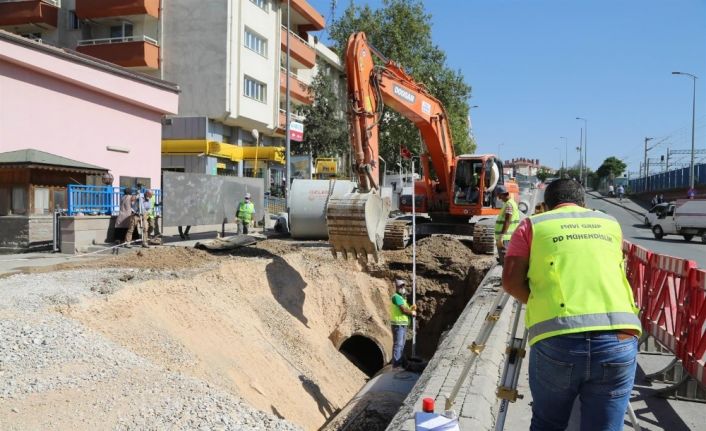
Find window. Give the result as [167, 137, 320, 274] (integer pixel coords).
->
[12, 186, 27, 215]
[67, 10, 81, 30]
[244, 76, 267, 103]
[110, 22, 133, 40]
[250, 0, 268, 10]
[244, 28, 267, 57]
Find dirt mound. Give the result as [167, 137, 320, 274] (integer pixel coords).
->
[70, 241, 391, 431]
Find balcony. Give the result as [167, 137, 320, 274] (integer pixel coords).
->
[0, 0, 59, 28]
[76, 35, 159, 70]
[279, 68, 312, 105]
[283, 0, 324, 32]
[280, 26, 315, 69]
[75, 0, 159, 20]
[278, 109, 306, 129]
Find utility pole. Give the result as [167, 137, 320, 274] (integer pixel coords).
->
[672, 71, 698, 190]
[665, 148, 670, 172]
[578, 128, 583, 181]
[285, 0, 292, 209]
[643, 137, 653, 192]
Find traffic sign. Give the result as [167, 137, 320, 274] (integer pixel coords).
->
[289, 121, 304, 142]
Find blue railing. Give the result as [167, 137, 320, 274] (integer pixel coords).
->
[67, 185, 161, 216]
[628, 163, 705, 194]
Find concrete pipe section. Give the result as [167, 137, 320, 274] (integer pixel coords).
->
[288, 179, 355, 239]
[339, 334, 386, 377]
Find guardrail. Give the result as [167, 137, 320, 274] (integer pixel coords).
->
[67, 185, 161, 216]
[77, 35, 159, 46]
[624, 240, 706, 392]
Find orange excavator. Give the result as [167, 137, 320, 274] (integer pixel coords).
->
[326, 32, 518, 260]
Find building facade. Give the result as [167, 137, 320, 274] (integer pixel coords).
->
[0, 0, 332, 181]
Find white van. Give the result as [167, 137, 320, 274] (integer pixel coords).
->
[651, 199, 706, 242]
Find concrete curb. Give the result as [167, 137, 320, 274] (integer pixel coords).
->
[386, 265, 515, 431]
[586, 191, 646, 217]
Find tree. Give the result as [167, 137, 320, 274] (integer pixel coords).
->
[294, 61, 348, 160]
[329, 0, 473, 174]
[595, 157, 627, 179]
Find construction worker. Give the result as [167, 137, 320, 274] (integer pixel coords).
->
[236, 192, 255, 234]
[390, 279, 416, 368]
[494, 184, 519, 265]
[502, 179, 642, 430]
[144, 190, 161, 243]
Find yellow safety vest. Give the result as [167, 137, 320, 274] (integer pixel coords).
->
[237, 201, 255, 223]
[390, 293, 410, 326]
[525, 205, 642, 345]
[495, 198, 520, 241]
[147, 195, 157, 219]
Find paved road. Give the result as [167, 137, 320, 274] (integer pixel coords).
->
[584, 193, 705, 268]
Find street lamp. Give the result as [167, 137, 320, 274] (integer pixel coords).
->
[576, 117, 588, 184]
[285, 0, 292, 208]
[672, 71, 698, 190]
[560, 136, 568, 177]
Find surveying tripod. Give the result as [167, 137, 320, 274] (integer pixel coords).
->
[495, 298, 643, 431]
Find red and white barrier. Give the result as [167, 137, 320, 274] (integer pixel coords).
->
[684, 268, 706, 388]
[626, 244, 653, 314]
[643, 254, 696, 356]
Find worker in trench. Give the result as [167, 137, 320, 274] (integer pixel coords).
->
[502, 179, 642, 430]
[236, 192, 255, 234]
[390, 279, 417, 368]
[494, 184, 520, 265]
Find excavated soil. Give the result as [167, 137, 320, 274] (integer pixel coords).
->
[2, 236, 494, 431]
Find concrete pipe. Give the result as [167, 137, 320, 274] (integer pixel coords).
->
[289, 179, 355, 239]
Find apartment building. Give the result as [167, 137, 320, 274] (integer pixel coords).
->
[0, 0, 331, 180]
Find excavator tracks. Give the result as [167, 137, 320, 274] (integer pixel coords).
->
[382, 220, 410, 250]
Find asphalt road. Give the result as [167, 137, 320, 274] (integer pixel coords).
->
[584, 193, 706, 268]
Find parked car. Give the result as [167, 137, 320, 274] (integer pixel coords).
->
[651, 200, 706, 242]
[643, 202, 670, 227]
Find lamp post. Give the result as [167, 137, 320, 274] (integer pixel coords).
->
[576, 117, 588, 184]
[285, 0, 291, 208]
[643, 137, 653, 192]
[560, 136, 568, 177]
[672, 71, 698, 190]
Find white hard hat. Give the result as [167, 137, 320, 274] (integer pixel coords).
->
[245, 192, 251, 199]
[394, 279, 406, 288]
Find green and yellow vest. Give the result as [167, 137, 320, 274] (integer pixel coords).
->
[237, 200, 255, 223]
[390, 293, 410, 326]
[495, 198, 520, 241]
[526, 205, 642, 345]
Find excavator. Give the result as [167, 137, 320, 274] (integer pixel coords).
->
[326, 32, 518, 261]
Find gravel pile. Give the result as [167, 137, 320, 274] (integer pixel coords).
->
[0, 269, 303, 431]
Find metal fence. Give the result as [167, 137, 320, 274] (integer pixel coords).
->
[67, 185, 161, 216]
[265, 193, 287, 215]
[628, 163, 706, 194]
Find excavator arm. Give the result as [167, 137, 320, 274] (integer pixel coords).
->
[326, 32, 457, 261]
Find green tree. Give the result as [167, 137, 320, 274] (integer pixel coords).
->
[329, 0, 473, 173]
[294, 61, 348, 160]
[595, 156, 627, 179]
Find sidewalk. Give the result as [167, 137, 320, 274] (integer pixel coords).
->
[587, 191, 649, 216]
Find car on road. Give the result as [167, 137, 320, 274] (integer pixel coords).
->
[643, 202, 670, 227]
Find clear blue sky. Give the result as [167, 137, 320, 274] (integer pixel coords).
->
[306, 0, 706, 175]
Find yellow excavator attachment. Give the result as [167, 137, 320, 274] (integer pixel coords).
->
[326, 191, 390, 262]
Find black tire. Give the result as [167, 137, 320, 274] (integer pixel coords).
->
[652, 225, 664, 240]
[683, 234, 694, 242]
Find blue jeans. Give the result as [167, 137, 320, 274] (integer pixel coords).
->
[529, 331, 638, 431]
[392, 324, 407, 367]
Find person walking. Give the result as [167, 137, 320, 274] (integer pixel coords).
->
[115, 188, 135, 246]
[390, 279, 416, 368]
[144, 190, 161, 241]
[502, 179, 642, 431]
[236, 192, 255, 234]
[608, 184, 614, 197]
[494, 184, 520, 265]
[617, 185, 625, 202]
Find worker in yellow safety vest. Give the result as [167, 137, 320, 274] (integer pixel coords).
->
[502, 179, 642, 430]
[494, 184, 519, 265]
[236, 192, 255, 234]
[390, 279, 416, 368]
[144, 190, 161, 241]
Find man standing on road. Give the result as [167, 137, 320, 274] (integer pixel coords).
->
[494, 184, 520, 265]
[617, 184, 625, 202]
[236, 192, 255, 234]
[502, 179, 642, 431]
[390, 279, 416, 368]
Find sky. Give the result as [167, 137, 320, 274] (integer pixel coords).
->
[305, 0, 706, 175]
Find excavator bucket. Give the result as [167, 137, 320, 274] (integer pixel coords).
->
[326, 191, 390, 262]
